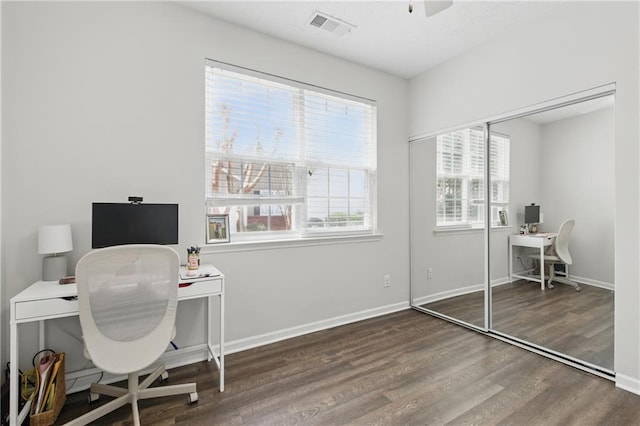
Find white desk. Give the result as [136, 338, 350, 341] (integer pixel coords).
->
[508, 233, 556, 290]
[9, 265, 224, 426]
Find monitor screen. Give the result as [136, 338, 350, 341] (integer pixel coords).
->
[92, 203, 178, 248]
[524, 204, 540, 224]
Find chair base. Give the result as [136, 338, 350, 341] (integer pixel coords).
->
[63, 364, 197, 426]
[548, 276, 581, 292]
[529, 256, 582, 292]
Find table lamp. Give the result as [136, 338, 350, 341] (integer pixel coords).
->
[38, 224, 73, 281]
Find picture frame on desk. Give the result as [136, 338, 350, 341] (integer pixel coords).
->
[206, 214, 230, 244]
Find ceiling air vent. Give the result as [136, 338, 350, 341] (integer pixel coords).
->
[307, 11, 355, 36]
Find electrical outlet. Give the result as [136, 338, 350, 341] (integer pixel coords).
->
[384, 274, 391, 287]
[427, 267, 433, 279]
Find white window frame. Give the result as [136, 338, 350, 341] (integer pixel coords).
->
[204, 60, 378, 244]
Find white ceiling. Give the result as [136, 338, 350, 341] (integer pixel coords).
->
[180, 0, 562, 79]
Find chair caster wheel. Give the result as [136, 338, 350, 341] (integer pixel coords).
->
[189, 392, 198, 404]
[576, 287, 582, 292]
[88, 392, 100, 404]
[160, 371, 169, 382]
[548, 283, 554, 289]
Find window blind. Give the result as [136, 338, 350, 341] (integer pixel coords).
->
[204, 60, 377, 239]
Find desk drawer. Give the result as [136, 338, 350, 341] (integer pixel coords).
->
[178, 278, 222, 299]
[15, 298, 79, 321]
[510, 235, 554, 247]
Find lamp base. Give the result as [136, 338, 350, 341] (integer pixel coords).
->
[43, 255, 68, 282]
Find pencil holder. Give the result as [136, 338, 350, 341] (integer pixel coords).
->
[187, 253, 200, 270]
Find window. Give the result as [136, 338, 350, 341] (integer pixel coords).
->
[436, 128, 509, 228]
[205, 60, 377, 242]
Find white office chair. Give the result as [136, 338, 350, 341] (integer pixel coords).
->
[66, 245, 197, 426]
[530, 219, 581, 292]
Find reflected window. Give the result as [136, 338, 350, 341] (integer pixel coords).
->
[436, 128, 510, 227]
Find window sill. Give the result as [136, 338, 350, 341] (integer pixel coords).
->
[200, 232, 384, 253]
[433, 225, 514, 236]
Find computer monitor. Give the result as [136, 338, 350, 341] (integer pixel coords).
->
[524, 204, 540, 225]
[92, 202, 179, 248]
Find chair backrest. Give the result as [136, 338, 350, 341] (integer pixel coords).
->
[76, 244, 179, 375]
[554, 220, 575, 265]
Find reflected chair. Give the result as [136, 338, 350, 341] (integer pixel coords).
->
[66, 245, 197, 426]
[530, 219, 581, 292]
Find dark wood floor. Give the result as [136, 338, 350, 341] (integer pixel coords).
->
[53, 309, 638, 425]
[423, 281, 614, 370]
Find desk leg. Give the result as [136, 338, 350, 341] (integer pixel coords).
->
[508, 242, 513, 283]
[39, 320, 45, 350]
[219, 291, 225, 392]
[206, 296, 213, 363]
[206, 293, 224, 392]
[9, 311, 30, 426]
[9, 317, 18, 426]
[540, 246, 545, 290]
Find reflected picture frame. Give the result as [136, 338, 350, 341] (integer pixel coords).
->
[206, 214, 230, 244]
[499, 209, 509, 226]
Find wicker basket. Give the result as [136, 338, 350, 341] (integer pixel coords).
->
[29, 353, 66, 426]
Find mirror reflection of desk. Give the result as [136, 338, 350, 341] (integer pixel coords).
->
[509, 233, 557, 290]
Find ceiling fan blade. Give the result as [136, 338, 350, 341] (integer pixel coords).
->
[424, 0, 453, 17]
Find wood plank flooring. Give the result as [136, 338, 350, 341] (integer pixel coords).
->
[423, 281, 614, 370]
[54, 308, 638, 425]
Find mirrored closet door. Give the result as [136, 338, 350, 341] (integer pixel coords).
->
[410, 129, 487, 330]
[411, 87, 615, 375]
[489, 94, 615, 372]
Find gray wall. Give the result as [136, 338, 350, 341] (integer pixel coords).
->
[1, 2, 409, 372]
[408, 1, 639, 392]
[410, 118, 542, 303]
[539, 107, 615, 287]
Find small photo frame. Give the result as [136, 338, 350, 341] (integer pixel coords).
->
[206, 214, 230, 244]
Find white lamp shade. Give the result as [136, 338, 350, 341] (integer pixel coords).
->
[38, 224, 73, 255]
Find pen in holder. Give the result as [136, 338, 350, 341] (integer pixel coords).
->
[187, 246, 200, 271]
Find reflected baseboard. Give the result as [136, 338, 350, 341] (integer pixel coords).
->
[413, 276, 511, 306]
[571, 275, 614, 291]
[413, 283, 483, 306]
[413, 275, 614, 306]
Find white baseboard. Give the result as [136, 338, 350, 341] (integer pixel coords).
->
[225, 301, 410, 355]
[65, 301, 411, 394]
[616, 373, 640, 395]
